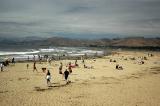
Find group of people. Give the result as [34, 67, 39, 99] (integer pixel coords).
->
[27, 60, 72, 86]
[45, 62, 71, 86]
[0, 57, 15, 72]
[116, 64, 123, 70]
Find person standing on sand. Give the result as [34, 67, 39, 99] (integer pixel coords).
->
[64, 69, 70, 84]
[59, 62, 63, 74]
[26, 64, 29, 69]
[46, 70, 51, 86]
[68, 62, 72, 73]
[33, 62, 38, 72]
[27, 56, 29, 61]
[0, 63, 4, 72]
[12, 57, 15, 64]
[82, 59, 85, 64]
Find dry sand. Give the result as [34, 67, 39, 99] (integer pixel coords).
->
[0, 51, 160, 106]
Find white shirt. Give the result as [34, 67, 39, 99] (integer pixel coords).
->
[0, 63, 3, 67]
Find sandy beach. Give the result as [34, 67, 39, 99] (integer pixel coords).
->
[0, 51, 160, 106]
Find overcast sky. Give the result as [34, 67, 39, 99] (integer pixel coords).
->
[0, 0, 160, 39]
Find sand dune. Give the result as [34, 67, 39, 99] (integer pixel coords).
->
[0, 51, 160, 106]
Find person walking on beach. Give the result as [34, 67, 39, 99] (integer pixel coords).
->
[33, 62, 38, 72]
[75, 60, 79, 67]
[0, 63, 4, 72]
[68, 62, 72, 73]
[26, 64, 29, 69]
[64, 69, 70, 84]
[12, 57, 15, 65]
[59, 62, 63, 74]
[46, 70, 51, 86]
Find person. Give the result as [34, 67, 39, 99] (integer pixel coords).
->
[82, 59, 85, 64]
[64, 69, 69, 84]
[75, 60, 78, 66]
[33, 62, 38, 72]
[59, 62, 63, 74]
[27, 56, 30, 61]
[12, 57, 15, 64]
[26, 64, 29, 69]
[84, 64, 94, 69]
[116, 64, 123, 70]
[116, 64, 119, 69]
[42, 67, 46, 73]
[33, 55, 35, 61]
[49, 58, 52, 65]
[46, 70, 51, 86]
[68, 62, 72, 73]
[5, 60, 9, 66]
[0, 63, 4, 72]
[38, 54, 42, 63]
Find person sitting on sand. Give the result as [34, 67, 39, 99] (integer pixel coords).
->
[116, 64, 123, 70]
[42, 67, 46, 73]
[46, 70, 51, 86]
[110, 59, 116, 62]
[59, 62, 63, 74]
[139, 61, 144, 65]
[33, 62, 38, 72]
[84, 64, 94, 69]
[116, 64, 119, 69]
[64, 69, 70, 84]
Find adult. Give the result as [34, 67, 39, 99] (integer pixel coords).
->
[12, 57, 15, 64]
[0, 63, 4, 72]
[68, 62, 72, 73]
[59, 62, 63, 74]
[64, 69, 69, 84]
[46, 70, 51, 86]
[33, 62, 38, 72]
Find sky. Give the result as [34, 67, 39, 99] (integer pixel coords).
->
[0, 0, 160, 39]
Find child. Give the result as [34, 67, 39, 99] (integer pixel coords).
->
[46, 70, 51, 86]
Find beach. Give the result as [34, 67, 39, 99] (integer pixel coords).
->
[0, 50, 160, 106]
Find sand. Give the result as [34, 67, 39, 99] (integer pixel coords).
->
[0, 51, 160, 106]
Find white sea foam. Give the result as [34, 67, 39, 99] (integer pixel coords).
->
[0, 47, 105, 61]
[0, 51, 40, 56]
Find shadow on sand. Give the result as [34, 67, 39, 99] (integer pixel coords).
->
[34, 81, 72, 92]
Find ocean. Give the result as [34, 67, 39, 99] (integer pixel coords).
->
[0, 47, 106, 62]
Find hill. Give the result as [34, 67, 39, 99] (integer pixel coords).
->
[0, 37, 160, 49]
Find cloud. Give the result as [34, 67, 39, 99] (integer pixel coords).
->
[0, 0, 160, 38]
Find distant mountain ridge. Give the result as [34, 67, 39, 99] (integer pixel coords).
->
[0, 36, 160, 49]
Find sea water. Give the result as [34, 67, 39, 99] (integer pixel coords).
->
[0, 47, 105, 61]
